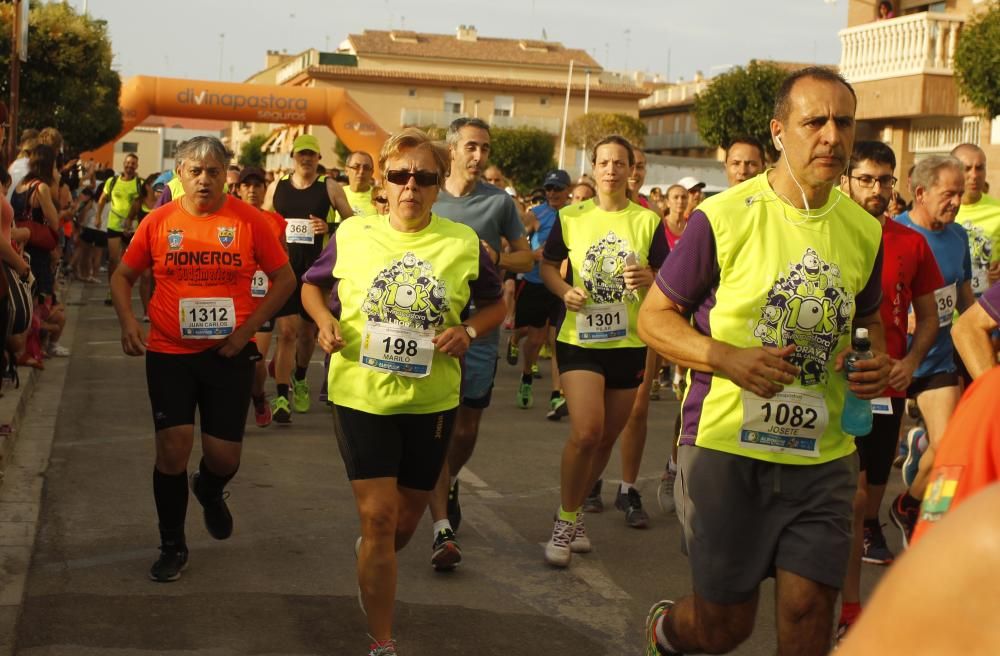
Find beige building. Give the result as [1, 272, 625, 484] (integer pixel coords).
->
[232, 27, 649, 178]
[110, 116, 228, 179]
[639, 75, 714, 159]
[839, 0, 1000, 194]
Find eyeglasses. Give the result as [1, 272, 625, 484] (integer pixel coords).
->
[348, 164, 374, 172]
[544, 185, 566, 192]
[850, 175, 897, 189]
[385, 169, 440, 187]
[374, 196, 388, 204]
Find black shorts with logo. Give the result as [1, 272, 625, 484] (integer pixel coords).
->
[333, 404, 456, 491]
[145, 343, 259, 442]
[556, 341, 646, 389]
[514, 280, 561, 329]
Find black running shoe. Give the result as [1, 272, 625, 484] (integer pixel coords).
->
[149, 546, 189, 582]
[615, 487, 650, 528]
[191, 472, 233, 540]
[447, 480, 462, 533]
[431, 527, 462, 571]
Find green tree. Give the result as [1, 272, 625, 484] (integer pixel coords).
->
[488, 127, 556, 193]
[954, 4, 1000, 118]
[238, 133, 269, 168]
[0, 1, 122, 154]
[333, 137, 351, 167]
[693, 60, 786, 160]
[566, 113, 646, 152]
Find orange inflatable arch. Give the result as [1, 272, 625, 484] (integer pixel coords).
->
[83, 75, 391, 169]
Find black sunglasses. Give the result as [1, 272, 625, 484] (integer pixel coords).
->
[374, 196, 388, 204]
[385, 169, 440, 187]
[544, 185, 566, 192]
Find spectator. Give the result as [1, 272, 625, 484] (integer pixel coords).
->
[877, 1, 895, 20]
[7, 132, 38, 200]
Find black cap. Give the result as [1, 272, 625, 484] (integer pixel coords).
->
[543, 170, 572, 189]
[238, 166, 267, 185]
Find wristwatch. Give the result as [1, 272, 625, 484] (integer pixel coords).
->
[461, 323, 477, 340]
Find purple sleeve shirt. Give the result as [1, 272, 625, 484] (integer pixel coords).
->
[655, 210, 719, 310]
[980, 283, 1000, 324]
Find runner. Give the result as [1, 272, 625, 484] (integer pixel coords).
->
[238, 166, 287, 428]
[425, 117, 532, 571]
[952, 281, 1000, 378]
[300, 128, 503, 655]
[509, 169, 571, 416]
[110, 136, 294, 583]
[952, 144, 1000, 298]
[724, 136, 766, 187]
[540, 134, 668, 566]
[262, 134, 354, 423]
[97, 153, 142, 305]
[127, 176, 160, 321]
[837, 140, 943, 638]
[571, 180, 596, 204]
[889, 155, 975, 547]
[639, 67, 889, 656]
[340, 151, 379, 219]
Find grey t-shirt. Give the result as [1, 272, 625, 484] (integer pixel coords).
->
[433, 180, 524, 253]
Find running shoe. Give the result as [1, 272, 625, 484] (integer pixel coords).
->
[253, 394, 272, 428]
[657, 467, 677, 514]
[532, 363, 541, 379]
[889, 493, 918, 549]
[190, 472, 233, 540]
[836, 618, 854, 645]
[644, 599, 678, 656]
[538, 343, 552, 360]
[582, 479, 604, 513]
[272, 395, 292, 424]
[46, 343, 70, 357]
[431, 527, 462, 571]
[103, 292, 112, 306]
[544, 518, 575, 567]
[570, 513, 592, 553]
[649, 379, 661, 401]
[546, 394, 569, 421]
[516, 382, 534, 409]
[902, 427, 927, 488]
[291, 376, 311, 413]
[141, 315, 150, 323]
[893, 435, 907, 469]
[506, 335, 519, 365]
[615, 487, 650, 528]
[149, 545, 188, 583]
[367, 639, 398, 655]
[862, 522, 894, 565]
[447, 480, 462, 532]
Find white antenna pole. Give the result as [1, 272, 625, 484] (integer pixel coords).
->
[558, 60, 575, 170]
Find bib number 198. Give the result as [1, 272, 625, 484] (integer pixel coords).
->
[382, 336, 419, 358]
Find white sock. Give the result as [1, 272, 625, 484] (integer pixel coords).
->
[432, 519, 452, 537]
[654, 613, 678, 654]
[620, 481, 634, 494]
[449, 474, 459, 488]
[667, 458, 677, 473]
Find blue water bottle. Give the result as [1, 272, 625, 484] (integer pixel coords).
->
[842, 328, 873, 436]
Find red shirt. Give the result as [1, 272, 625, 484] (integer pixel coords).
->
[123, 195, 288, 354]
[880, 219, 944, 396]
[911, 367, 1000, 545]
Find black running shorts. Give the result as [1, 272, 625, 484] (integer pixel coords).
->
[333, 404, 456, 491]
[514, 280, 561, 329]
[556, 341, 646, 389]
[145, 344, 258, 442]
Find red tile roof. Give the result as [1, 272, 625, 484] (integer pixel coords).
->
[348, 29, 602, 70]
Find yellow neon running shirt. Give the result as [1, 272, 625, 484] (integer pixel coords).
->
[957, 194, 1000, 296]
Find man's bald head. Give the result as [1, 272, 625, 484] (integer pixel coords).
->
[951, 143, 987, 203]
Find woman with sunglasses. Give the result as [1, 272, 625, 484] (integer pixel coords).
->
[540, 135, 669, 567]
[301, 127, 504, 656]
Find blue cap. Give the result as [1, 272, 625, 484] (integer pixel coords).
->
[543, 169, 571, 189]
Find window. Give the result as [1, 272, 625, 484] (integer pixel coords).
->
[673, 116, 680, 133]
[493, 95, 514, 118]
[163, 140, 179, 158]
[443, 92, 463, 114]
[540, 97, 548, 106]
[121, 142, 139, 154]
[408, 88, 417, 97]
[657, 118, 663, 135]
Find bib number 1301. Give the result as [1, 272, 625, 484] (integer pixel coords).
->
[576, 303, 628, 343]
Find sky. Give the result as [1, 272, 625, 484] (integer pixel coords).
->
[74, 0, 849, 84]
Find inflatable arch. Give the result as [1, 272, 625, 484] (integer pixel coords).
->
[84, 75, 390, 168]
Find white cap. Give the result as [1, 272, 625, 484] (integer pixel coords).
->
[677, 176, 706, 191]
[855, 328, 869, 339]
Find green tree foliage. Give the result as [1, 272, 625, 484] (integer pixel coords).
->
[238, 133, 269, 168]
[567, 113, 646, 152]
[488, 127, 556, 193]
[0, 1, 122, 154]
[954, 4, 1000, 118]
[693, 61, 786, 161]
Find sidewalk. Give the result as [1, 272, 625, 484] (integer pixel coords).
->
[0, 281, 82, 656]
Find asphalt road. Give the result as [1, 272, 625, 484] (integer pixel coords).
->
[10, 284, 903, 655]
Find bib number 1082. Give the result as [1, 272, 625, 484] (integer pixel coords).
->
[760, 401, 818, 429]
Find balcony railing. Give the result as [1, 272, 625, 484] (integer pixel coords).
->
[400, 108, 561, 134]
[909, 117, 981, 154]
[640, 80, 710, 109]
[839, 11, 965, 83]
[644, 132, 709, 151]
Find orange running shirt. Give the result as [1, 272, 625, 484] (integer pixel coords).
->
[261, 208, 286, 243]
[911, 366, 1000, 545]
[123, 196, 289, 354]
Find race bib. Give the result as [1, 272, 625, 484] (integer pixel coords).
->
[934, 283, 957, 327]
[251, 269, 268, 298]
[285, 218, 315, 245]
[360, 321, 435, 378]
[971, 267, 989, 296]
[575, 303, 628, 343]
[179, 297, 235, 339]
[740, 388, 829, 458]
[871, 396, 894, 415]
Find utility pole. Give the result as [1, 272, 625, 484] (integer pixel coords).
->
[8, 0, 27, 163]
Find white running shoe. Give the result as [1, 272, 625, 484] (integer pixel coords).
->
[570, 513, 592, 553]
[545, 518, 574, 567]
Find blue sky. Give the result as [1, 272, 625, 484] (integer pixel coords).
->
[76, 0, 849, 83]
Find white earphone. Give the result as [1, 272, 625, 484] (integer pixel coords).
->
[774, 134, 784, 152]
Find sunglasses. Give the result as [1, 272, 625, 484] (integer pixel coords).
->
[374, 197, 388, 204]
[385, 169, 440, 187]
[544, 185, 566, 192]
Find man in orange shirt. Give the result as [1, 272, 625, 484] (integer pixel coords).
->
[111, 137, 295, 583]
